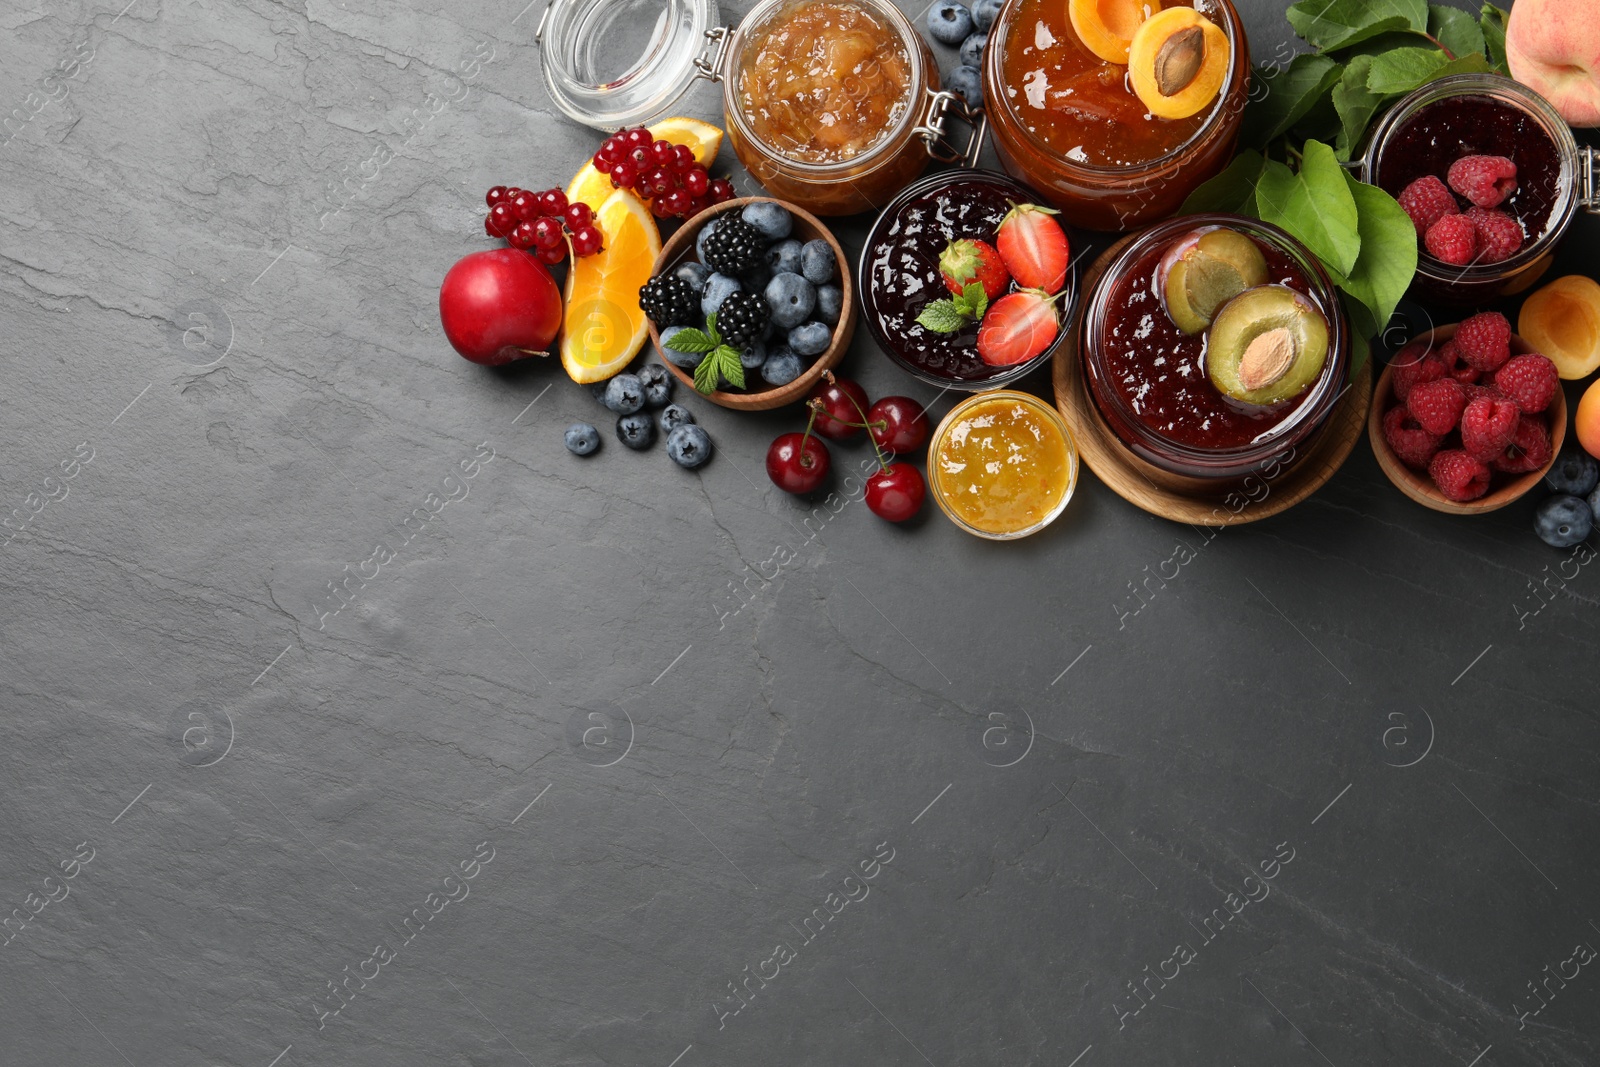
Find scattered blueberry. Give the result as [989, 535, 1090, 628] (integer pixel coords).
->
[695, 217, 720, 262]
[789, 321, 831, 357]
[587, 378, 612, 403]
[816, 284, 842, 326]
[672, 261, 711, 293]
[959, 32, 987, 67]
[739, 339, 768, 372]
[767, 238, 804, 276]
[1545, 446, 1599, 496]
[638, 363, 674, 407]
[947, 64, 982, 107]
[765, 272, 817, 329]
[616, 412, 656, 450]
[660, 325, 703, 369]
[927, 0, 974, 45]
[972, 0, 1001, 31]
[564, 422, 601, 456]
[658, 403, 695, 433]
[702, 273, 742, 317]
[800, 239, 836, 285]
[603, 373, 645, 415]
[1535, 494, 1592, 548]
[741, 202, 793, 241]
[761, 346, 805, 386]
[666, 424, 714, 469]
[1590, 483, 1600, 524]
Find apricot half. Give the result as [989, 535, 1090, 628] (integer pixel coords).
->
[1128, 7, 1228, 119]
[1069, 0, 1161, 65]
[1518, 274, 1600, 379]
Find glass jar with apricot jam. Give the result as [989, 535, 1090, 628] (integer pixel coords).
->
[537, 0, 985, 216]
[929, 390, 1078, 539]
[982, 0, 1250, 231]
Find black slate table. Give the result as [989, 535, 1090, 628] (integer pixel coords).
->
[0, 0, 1595, 1065]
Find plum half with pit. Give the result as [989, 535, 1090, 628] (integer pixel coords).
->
[1157, 227, 1269, 335]
[1205, 285, 1330, 405]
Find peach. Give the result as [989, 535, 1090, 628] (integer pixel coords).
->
[1506, 0, 1600, 127]
[1517, 274, 1600, 379]
[1576, 376, 1600, 458]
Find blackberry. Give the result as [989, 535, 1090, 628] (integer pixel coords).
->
[713, 290, 769, 348]
[701, 217, 765, 275]
[638, 275, 699, 328]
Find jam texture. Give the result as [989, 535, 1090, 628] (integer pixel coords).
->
[935, 396, 1072, 533]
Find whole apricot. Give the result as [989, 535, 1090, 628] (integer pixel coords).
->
[1576, 377, 1600, 459]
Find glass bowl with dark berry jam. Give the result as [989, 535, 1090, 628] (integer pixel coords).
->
[860, 168, 1077, 390]
[1079, 214, 1349, 489]
[1363, 73, 1600, 304]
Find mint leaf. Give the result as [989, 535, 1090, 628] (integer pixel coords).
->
[1285, 0, 1424, 52]
[1242, 53, 1344, 148]
[705, 312, 723, 348]
[693, 345, 721, 394]
[1428, 3, 1485, 59]
[1253, 141, 1361, 279]
[1365, 46, 1447, 92]
[954, 282, 989, 320]
[1181, 149, 1266, 214]
[917, 299, 972, 333]
[1480, 3, 1509, 72]
[1331, 55, 1384, 159]
[665, 328, 716, 354]
[715, 344, 746, 390]
[1337, 173, 1416, 376]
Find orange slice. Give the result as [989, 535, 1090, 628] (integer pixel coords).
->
[560, 190, 661, 384]
[566, 116, 724, 212]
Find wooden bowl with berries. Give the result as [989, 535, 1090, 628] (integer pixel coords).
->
[1368, 319, 1566, 515]
[644, 197, 856, 412]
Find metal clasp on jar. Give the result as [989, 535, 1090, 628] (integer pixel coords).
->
[693, 27, 730, 83]
[914, 89, 987, 167]
[1582, 146, 1600, 214]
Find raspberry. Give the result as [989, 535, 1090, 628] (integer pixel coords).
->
[1490, 413, 1553, 474]
[1439, 340, 1481, 383]
[1424, 214, 1478, 265]
[1454, 311, 1512, 372]
[1492, 353, 1559, 413]
[1464, 207, 1524, 264]
[1383, 405, 1444, 469]
[1461, 382, 1504, 405]
[1407, 378, 1468, 435]
[1460, 394, 1521, 460]
[1429, 449, 1492, 502]
[1447, 154, 1518, 208]
[1398, 176, 1459, 236]
[1390, 339, 1445, 402]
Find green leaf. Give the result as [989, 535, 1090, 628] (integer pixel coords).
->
[693, 345, 720, 394]
[1337, 173, 1417, 376]
[1331, 55, 1385, 159]
[1365, 46, 1449, 93]
[665, 328, 716, 354]
[1480, 3, 1509, 72]
[917, 299, 973, 333]
[955, 281, 989, 320]
[705, 312, 723, 348]
[1423, 50, 1492, 83]
[715, 345, 746, 390]
[1347, 321, 1372, 378]
[1242, 53, 1344, 148]
[1428, 3, 1485, 60]
[1180, 149, 1267, 214]
[1253, 141, 1361, 279]
[1285, 0, 1425, 52]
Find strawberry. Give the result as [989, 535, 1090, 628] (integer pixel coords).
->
[995, 203, 1069, 292]
[939, 239, 1010, 301]
[976, 290, 1061, 366]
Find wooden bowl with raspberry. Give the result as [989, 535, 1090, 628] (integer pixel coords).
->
[1368, 320, 1566, 515]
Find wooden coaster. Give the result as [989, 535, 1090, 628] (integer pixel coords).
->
[1051, 243, 1373, 527]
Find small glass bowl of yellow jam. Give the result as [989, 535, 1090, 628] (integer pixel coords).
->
[928, 390, 1078, 540]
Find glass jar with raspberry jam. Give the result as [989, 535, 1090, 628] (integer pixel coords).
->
[982, 0, 1250, 231]
[1361, 73, 1600, 305]
[537, 0, 984, 216]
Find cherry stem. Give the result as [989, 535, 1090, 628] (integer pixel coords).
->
[839, 388, 893, 474]
[800, 402, 820, 463]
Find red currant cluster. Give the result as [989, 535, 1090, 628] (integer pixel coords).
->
[592, 128, 736, 220]
[484, 185, 602, 264]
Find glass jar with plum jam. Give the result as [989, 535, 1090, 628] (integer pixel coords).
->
[1079, 214, 1349, 492]
[1361, 73, 1600, 305]
[982, 0, 1250, 231]
[537, 0, 984, 216]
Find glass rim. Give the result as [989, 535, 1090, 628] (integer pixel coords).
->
[927, 389, 1079, 540]
[538, 0, 718, 129]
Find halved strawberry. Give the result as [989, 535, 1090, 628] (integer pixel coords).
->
[976, 289, 1061, 366]
[939, 238, 1010, 301]
[996, 203, 1069, 293]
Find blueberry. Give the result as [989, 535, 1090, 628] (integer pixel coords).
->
[695, 217, 720, 262]
[660, 325, 703, 369]
[765, 272, 817, 329]
[616, 412, 656, 450]
[761, 346, 805, 386]
[658, 403, 695, 433]
[702, 273, 742, 317]
[947, 64, 982, 107]
[1545, 446, 1599, 496]
[741, 202, 793, 241]
[666, 424, 714, 469]
[603, 373, 645, 415]
[800, 239, 836, 285]
[972, 0, 1001, 31]
[1590, 483, 1600, 524]
[587, 378, 613, 403]
[740, 263, 773, 295]
[927, 0, 973, 44]
[1535, 494, 1593, 548]
[789, 321, 831, 357]
[673, 261, 711, 293]
[564, 422, 601, 456]
[767, 238, 804, 275]
[959, 32, 987, 66]
[816, 284, 843, 326]
[739, 339, 768, 372]
[638, 363, 674, 407]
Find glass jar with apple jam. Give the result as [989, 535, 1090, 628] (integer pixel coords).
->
[537, 0, 984, 216]
[982, 0, 1250, 231]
